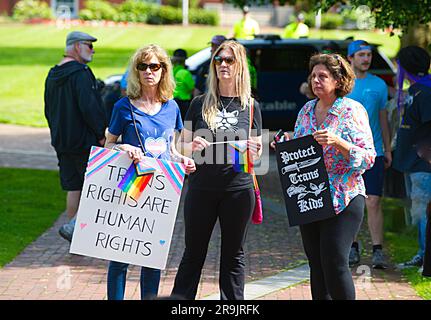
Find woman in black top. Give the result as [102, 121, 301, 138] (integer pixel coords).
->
[171, 40, 263, 300]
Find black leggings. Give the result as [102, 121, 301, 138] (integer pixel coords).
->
[171, 188, 255, 300]
[300, 195, 365, 300]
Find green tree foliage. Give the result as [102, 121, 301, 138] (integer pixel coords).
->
[12, 0, 53, 21]
[316, 0, 431, 35]
[226, 0, 431, 47]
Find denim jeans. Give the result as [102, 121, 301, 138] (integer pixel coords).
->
[107, 261, 161, 300]
[404, 172, 431, 258]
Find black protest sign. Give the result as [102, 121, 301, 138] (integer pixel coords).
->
[275, 135, 335, 226]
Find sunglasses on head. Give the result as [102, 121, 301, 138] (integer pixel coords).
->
[136, 62, 163, 72]
[80, 42, 93, 50]
[214, 55, 235, 66]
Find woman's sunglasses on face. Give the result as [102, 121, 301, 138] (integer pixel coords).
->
[80, 42, 93, 50]
[214, 55, 235, 66]
[136, 63, 163, 72]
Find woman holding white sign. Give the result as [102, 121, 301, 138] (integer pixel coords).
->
[104, 44, 195, 300]
[171, 40, 263, 300]
[292, 53, 376, 300]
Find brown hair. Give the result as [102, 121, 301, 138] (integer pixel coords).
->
[307, 53, 355, 97]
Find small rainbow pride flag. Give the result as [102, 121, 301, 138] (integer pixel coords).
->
[228, 141, 253, 173]
[118, 162, 156, 200]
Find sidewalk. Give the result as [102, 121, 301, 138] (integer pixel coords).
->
[0, 123, 422, 300]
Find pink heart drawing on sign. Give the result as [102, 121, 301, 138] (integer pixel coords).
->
[144, 137, 167, 158]
[80, 223, 87, 230]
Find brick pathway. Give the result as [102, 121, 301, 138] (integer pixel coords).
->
[0, 124, 422, 300]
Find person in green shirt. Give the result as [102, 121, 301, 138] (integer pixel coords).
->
[283, 13, 310, 39]
[233, 6, 260, 40]
[172, 49, 195, 121]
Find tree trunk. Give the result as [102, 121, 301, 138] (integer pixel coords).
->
[400, 23, 431, 51]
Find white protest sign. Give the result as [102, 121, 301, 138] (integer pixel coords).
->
[70, 146, 185, 270]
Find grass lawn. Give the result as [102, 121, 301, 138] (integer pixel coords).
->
[0, 168, 65, 267]
[0, 22, 400, 127]
[382, 198, 431, 300]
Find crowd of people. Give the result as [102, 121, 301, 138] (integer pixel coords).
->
[43, 6, 430, 300]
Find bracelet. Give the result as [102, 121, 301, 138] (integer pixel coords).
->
[112, 144, 122, 151]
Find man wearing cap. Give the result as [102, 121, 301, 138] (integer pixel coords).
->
[193, 35, 226, 96]
[346, 40, 391, 269]
[44, 31, 107, 242]
[232, 6, 260, 40]
[172, 48, 195, 120]
[393, 46, 431, 270]
[282, 13, 310, 39]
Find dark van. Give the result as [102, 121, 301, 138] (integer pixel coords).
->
[185, 36, 396, 131]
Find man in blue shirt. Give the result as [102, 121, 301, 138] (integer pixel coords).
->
[347, 40, 391, 269]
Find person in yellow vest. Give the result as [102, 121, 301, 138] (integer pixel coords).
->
[283, 13, 310, 39]
[233, 6, 260, 40]
[172, 49, 195, 121]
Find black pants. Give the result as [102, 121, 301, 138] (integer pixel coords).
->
[171, 188, 255, 300]
[299, 195, 365, 300]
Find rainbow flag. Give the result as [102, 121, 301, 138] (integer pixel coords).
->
[156, 159, 186, 196]
[118, 162, 155, 200]
[228, 141, 253, 173]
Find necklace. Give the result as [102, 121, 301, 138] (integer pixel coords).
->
[136, 98, 158, 114]
[219, 96, 236, 111]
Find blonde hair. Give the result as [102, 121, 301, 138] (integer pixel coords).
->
[203, 40, 251, 131]
[126, 44, 175, 102]
[308, 53, 355, 97]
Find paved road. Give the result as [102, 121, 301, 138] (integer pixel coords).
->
[0, 124, 421, 300]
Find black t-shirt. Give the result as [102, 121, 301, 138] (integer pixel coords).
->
[185, 95, 262, 191]
[393, 83, 431, 173]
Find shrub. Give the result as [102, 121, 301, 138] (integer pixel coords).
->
[117, 0, 155, 23]
[79, 0, 118, 21]
[12, 0, 53, 21]
[321, 13, 344, 29]
[304, 12, 346, 30]
[189, 8, 219, 26]
[79, 0, 219, 25]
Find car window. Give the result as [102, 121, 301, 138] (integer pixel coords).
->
[254, 45, 318, 72]
[185, 47, 211, 72]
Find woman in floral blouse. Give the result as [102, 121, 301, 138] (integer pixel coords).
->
[293, 53, 376, 300]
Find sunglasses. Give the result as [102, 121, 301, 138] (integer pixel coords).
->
[136, 63, 163, 72]
[80, 42, 93, 50]
[214, 55, 235, 66]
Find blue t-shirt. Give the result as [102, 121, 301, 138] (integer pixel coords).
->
[109, 97, 183, 160]
[347, 73, 388, 156]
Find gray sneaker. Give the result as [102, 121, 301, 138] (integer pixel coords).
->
[372, 249, 388, 269]
[58, 217, 76, 242]
[349, 246, 360, 267]
[396, 255, 423, 270]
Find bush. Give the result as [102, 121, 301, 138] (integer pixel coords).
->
[79, 0, 119, 21]
[79, 0, 219, 25]
[189, 8, 219, 26]
[165, 0, 201, 9]
[321, 13, 344, 29]
[305, 12, 347, 30]
[12, 0, 53, 21]
[117, 0, 155, 23]
[147, 5, 182, 25]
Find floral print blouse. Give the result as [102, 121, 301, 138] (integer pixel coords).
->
[293, 97, 376, 214]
